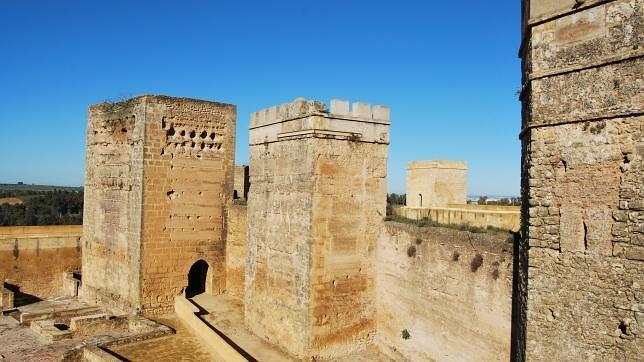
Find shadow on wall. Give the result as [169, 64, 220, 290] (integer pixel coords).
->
[4, 282, 42, 307]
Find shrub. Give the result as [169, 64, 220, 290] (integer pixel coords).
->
[471, 253, 484, 272]
[401, 329, 411, 340]
[407, 245, 417, 257]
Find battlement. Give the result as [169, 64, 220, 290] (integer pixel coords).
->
[249, 98, 391, 145]
[250, 98, 390, 128]
[408, 160, 468, 170]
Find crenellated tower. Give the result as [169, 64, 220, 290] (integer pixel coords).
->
[245, 98, 390, 358]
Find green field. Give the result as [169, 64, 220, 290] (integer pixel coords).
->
[0, 183, 83, 193]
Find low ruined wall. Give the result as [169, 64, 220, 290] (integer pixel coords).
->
[395, 205, 520, 231]
[376, 222, 512, 361]
[226, 204, 247, 298]
[0, 225, 82, 298]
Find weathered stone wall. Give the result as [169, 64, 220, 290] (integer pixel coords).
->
[233, 164, 249, 200]
[83, 95, 236, 315]
[0, 226, 82, 298]
[83, 99, 145, 313]
[139, 96, 235, 315]
[225, 204, 247, 298]
[406, 160, 467, 208]
[396, 205, 520, 231]
[246, 98, 389, 359]
[517, 0, 643, 359]
[376, 222, 513, 361]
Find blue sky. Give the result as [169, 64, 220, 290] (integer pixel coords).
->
[0, 1, 521, 195]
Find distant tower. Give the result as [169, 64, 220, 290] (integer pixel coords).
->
[82, 95, 236, 315]
[517, 1, 643, 360]
[406, 160, 467, 208]
[246, 98, 390, 358]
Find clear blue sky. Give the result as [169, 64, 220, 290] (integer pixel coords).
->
[0, 1, 521, 196]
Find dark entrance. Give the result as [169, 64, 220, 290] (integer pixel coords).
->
[185, 259, 209, 298]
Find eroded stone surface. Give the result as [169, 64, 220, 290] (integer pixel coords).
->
[376, 222, 513, 361]
[82, 95, 236, 315]
[518, 0, 644, 359]
[245, 98, 389, 359]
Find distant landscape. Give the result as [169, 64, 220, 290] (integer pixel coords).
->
[0, 183, 83, 226]
[0, 183, 518, 227]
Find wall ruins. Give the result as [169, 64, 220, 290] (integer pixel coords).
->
[82, 95, 236, 315]
[517, 0, 643, 359]
[0, 226, 82, 300]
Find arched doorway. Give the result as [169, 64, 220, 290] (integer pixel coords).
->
[186, 259, 209, 298]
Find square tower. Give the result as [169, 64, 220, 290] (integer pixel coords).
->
[246, 98, 390, 358]
[406, 160, 467, 208]
[82, 95, 236, 315]
[517, 1, 643, 360]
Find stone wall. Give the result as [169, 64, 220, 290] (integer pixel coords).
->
[376, 222, 513, 361]
[395, 205, 520, 231]
[225, 204, 247, 298]
[82, 99, 144, 313]
[406, 160, 467, 208]
[0, 225, 82, 298]
[233, 164, 249, 200]
[245, 98, 389, 359]
[83, 95, 236, 315]
[517, 0, 643, 359]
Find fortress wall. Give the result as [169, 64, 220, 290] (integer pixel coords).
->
[309, 139, 387, 356]
[376, 222, 512, 361]
[395, 205, 520, 231]
[0, 225, 82, 298]
[225, 204, 247, 298]
[140, 96, 236, 315]
[518, 0, 644, 359]
[246, 137, 316, 357]
[82, 100, 145, 313]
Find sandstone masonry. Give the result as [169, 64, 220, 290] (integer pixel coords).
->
[245, 98, 390, 359]
[516, 0, 644, 359]
[406, 160, 467, 208]
[82, 95, 236, 315]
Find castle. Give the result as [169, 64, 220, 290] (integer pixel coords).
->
[0, 1, 642, 361]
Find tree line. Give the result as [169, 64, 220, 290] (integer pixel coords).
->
[0, 189, 83, 226]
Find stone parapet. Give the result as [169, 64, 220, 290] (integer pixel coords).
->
[407, 160, 467, 170]
[249, 98, 390, 145]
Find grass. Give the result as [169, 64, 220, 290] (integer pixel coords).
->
[384, 214, 501, 234]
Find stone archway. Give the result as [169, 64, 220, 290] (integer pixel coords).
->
[185, 259, 209, 298]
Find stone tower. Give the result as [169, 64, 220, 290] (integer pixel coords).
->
[245, 98, 390, 358]
[82, 95, 236, 315]
[406, 160, 467, 208]
[516, 1, 643, 360]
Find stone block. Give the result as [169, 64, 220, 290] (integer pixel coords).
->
[330, 99, 350, 116]
[351, 102, 372, 119]
[1, 287, 14, 311]
[30, 320, 73, 343]
[559, 206, 584, 252]
[372, 105, 390, 122]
